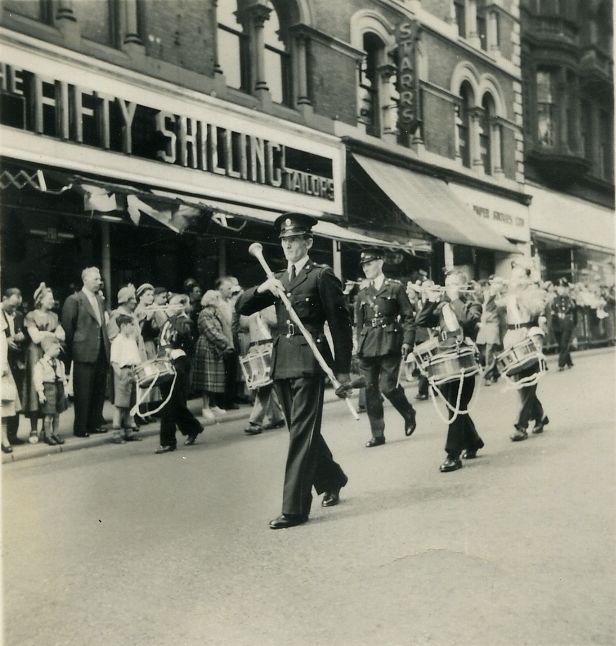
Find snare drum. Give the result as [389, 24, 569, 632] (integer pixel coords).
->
[134, 357, 176, 389]
[426, 346, 480, 386]
[496, 338, 540, 377]
[240, 343, 273, 390]
[412, 337, 439, 375]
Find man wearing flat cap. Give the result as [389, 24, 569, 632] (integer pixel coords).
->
[354, 248, 416, 447]
[551, 277, 577, 371]
[236, 213, 352, 529]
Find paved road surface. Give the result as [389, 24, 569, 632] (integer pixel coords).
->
[3, 351, 615, 646]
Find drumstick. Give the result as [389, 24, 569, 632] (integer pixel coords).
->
[248, 243, 359, 421]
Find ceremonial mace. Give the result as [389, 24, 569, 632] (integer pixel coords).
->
[248, 243, 359, 421]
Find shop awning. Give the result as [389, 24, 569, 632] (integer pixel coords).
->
[352, 154, 519, 254]
[152, 190, 413, 250]
[528, 183, 615, 254]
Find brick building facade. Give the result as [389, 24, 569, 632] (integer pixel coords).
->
[1, 0, 533, 303]
[519, 0, 615, 287]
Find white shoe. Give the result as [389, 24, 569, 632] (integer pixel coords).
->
[211, 406, 227, 416]
[201, 409, 216, 422]
[28, 432, 39, 445]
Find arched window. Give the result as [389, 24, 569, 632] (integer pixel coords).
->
[217, 0, 248, 91]
[263, 2, 290, 105]
[480, 93, 495, 174]
[456, 82, 473, 167]
[358, 33, 384, 137]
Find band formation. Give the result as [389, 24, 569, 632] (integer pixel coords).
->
[234, 212, 558, 529]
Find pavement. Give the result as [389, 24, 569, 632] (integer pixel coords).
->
[2, 346, 611, 465]
[2, 348, 615, 646]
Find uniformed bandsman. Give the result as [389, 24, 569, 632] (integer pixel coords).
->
[354, 248, 416, 448]
[236, 213, 352, 529]
[550, 278, 577, 371]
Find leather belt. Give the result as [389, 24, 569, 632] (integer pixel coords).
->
[249, 339, 271, 347]
[507, 322, 531, 330]
[368, 317, 395, 328]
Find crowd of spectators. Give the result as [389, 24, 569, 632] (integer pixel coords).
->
[0, 268, 285, 455]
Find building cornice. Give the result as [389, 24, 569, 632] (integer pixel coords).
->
[343, 135, 532, 206]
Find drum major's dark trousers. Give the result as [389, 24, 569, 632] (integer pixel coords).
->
[515, 364, 544, 431]
[360, 355, 414, 438]
[159, 355, 202, 448]
[442, 375, 484, 458]
[274, 376, 347, 517]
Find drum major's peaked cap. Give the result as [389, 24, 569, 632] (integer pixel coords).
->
[359, 247, 384, 264]
[274, 213, 318, 238]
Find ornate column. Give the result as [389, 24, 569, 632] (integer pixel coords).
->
[469, 107, 484, 170]
[490, 117, 504, 177]
[295, 31, 312, 109]
[121, 0, 145, 58]
[55, 0, 79, 43]
[557, 67, 568, 151]
[237, 3, 272, 100]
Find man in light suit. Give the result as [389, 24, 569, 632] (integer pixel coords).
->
[61, 267, 110, 438]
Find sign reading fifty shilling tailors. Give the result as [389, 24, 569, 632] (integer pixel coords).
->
[396, 20, 422, 135]
[0, 60, 336, 203]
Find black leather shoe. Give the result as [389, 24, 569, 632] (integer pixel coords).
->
[510, 428, 528, 442]
[263, 420, 285, 430]
[44, 435, 58, 446]
[90, 427, 108, 434]
[415, 393, 428, 401]
[51, 434, 65, 445]
[322, 488, 341, 507]
[462, 448, 478, 459]
[440, 456, 463, 472]
[155, 445, 176, 454]
[532, 416, 550, 433]
[184, 433, 199, 446]
[365, 437, 385, 448]
[8, 437, 26, 445]
[2, 444, 13, 454]
[74, 431, 90, 438]
[269, 514, 308, 529]
[244, 424, 263, 435]
[404, 409, 417, 437]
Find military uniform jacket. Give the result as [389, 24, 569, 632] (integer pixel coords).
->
[354, 278, 414, 358]
[236, 260, 352, 380]
[550, 295, 577, 331]
[414, 296, 482, 347]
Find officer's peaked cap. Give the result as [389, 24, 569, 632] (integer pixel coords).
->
[360, 247, 384, 264]
[274, 213, 318, 238]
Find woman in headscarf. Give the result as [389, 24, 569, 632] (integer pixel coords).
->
[21, 283, 65, 444]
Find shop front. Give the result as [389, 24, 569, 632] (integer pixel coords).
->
[528, 182, 616, 345]
[0, 29, 395, 304]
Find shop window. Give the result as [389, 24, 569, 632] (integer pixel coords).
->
[454, 0, 466, 38]
[358, 33, 383, 137]
[456, 82, 473, 167]
[217, 0, 249, 91]
[536, 68, 556, 146]
[599, 110, 613, 181]
[73, 0, 118, 46]
[263, 2, 290, 105]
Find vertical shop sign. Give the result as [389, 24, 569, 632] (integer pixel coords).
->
[396, 20, 422, 135]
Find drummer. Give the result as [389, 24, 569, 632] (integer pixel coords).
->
[502, 261, 549, 441]
[354, 248, 416, 448]
[414, 269, 484, 473]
